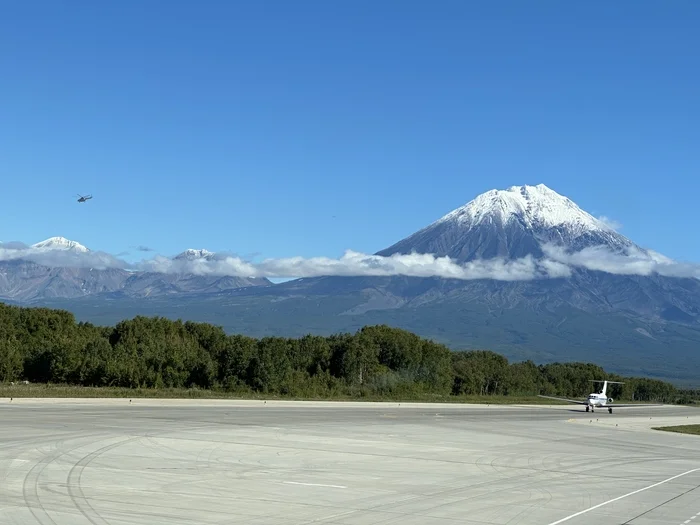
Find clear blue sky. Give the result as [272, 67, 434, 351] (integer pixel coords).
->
[1, 1, 698, 262]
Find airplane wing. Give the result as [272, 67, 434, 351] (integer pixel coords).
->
[601, 403, 666, 407]
[538, 395, 665, 408]
[538, 395, 588, 405]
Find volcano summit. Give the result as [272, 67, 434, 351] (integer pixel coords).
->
[378, 184, 639, 261]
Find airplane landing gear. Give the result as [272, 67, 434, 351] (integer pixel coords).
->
[586, 406, 590, 412]
[608, 407, 612, 414]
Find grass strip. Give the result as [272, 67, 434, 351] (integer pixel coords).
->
[1, 383, 563, 404]
[652, 424, 700, 435]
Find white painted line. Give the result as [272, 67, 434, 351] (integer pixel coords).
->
[547, 468, 700, 525]
[283, 481, 347, 489]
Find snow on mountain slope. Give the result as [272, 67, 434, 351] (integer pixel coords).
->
[377, 184, 641, 262]
[439, 184, 606, 231]
[174, 249, 215, 260]
[31, 237, 89, 253]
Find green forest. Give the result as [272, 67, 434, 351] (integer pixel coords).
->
[0, 303, 697, 404]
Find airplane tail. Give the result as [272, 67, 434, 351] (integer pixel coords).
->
[590, 380, 624, 396]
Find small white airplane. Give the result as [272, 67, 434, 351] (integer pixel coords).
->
[538, 380, 664, 413]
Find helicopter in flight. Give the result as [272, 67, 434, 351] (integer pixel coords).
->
[76, 194, 93, 203]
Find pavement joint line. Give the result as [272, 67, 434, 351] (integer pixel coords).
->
[282, 481, 347, 489]
[546, 468, 700, 525]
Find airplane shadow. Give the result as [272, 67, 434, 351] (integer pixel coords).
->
[564, 408, 608, 414]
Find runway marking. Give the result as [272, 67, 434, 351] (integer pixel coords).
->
[546, 468, 700, 525]
[283, 481, 347, 489]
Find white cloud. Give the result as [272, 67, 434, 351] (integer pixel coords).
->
[261, 251, 564, 280]
[541, 243, 700, 279]
[137, 254, 259, 277]
[134, 250, 565, 281]
[1, 240, 699, 282]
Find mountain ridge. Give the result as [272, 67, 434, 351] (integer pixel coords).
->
[30, 236, 90, 253]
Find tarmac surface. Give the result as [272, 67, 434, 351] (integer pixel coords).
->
[1, 398, 699, 525]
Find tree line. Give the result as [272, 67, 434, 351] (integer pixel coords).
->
[0, 303, 696, 403]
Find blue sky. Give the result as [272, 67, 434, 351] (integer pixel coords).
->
[1, 1, 699, 263]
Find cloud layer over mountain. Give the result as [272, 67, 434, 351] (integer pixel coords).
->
[138, 251, 572, 281]
[2, 240, 699, 281]
[0, 243, 129, 270]
[543, 244, 700, 279]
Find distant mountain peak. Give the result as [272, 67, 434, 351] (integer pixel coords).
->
[174, 249, 215, 261]
[377, 184, 636, 262]
[437, 184, 610, 233]
[31, 237, 89, 253]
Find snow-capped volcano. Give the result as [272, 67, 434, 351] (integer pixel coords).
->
[174, 249, 215, 261]
[377, 184, 640, 262]
[31, 237, 89, 253]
